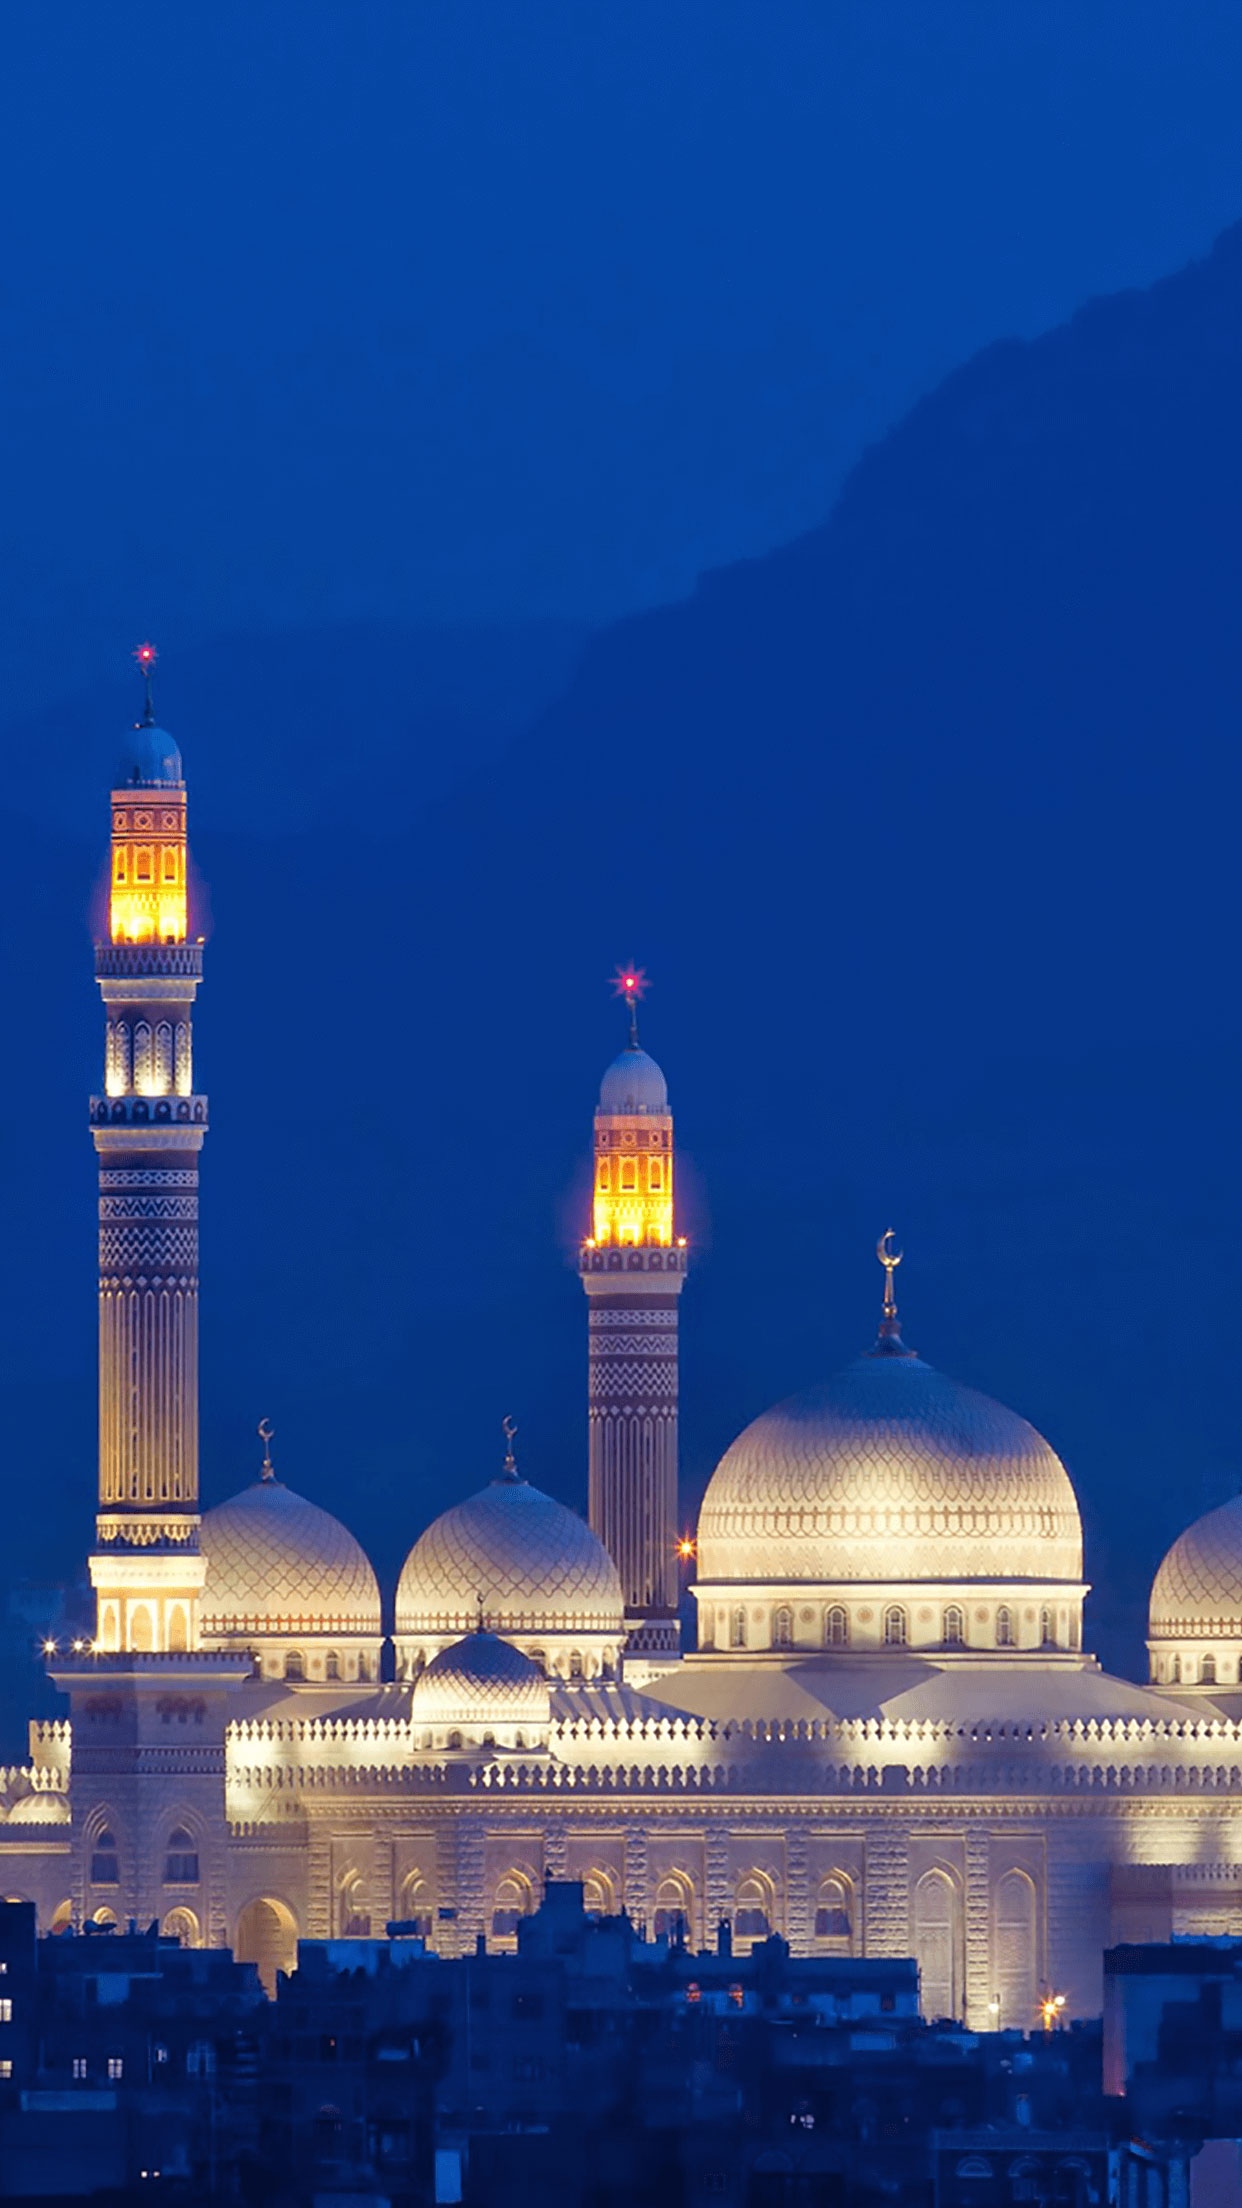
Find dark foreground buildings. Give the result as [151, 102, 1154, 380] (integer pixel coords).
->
[5, 1886, 1242, 2206]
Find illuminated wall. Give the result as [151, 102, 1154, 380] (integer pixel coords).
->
[110, 789, 188, 946]
[591, 1112, 674, 1247]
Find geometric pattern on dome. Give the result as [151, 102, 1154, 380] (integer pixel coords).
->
[199, 1479, 382, 1637]
[697, 1353, 1083, 1585]
[395, 1476, 624, 1637]
[412, 1631, 550, 1714]
[1149, 1493, 1242, 1639]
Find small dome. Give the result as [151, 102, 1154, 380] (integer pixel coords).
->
[200, 1478, 381, 1639]
[116, 722, 184, 789]
[598, 1045, 668, 1115]
[5, 1791, 70, 1825]
[412, 1632, 550, 1719]
[396, 1474, 624, 1640]
[698, 1349, 1082, 1585]
[1150, 1494, 1242, 1639]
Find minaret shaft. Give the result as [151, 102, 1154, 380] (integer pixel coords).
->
[580, 1036, 688, 1660]
[88, 752, 208, 1654]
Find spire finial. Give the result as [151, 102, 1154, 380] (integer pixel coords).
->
[258, 1417, 276, 1481]
[871, 1229, 914, 1356]
[501, 1415, 519, 1481]
[611, 964, 649, 1050]
[132, 642, 158, 729]
[475, 1589, 486, 1634]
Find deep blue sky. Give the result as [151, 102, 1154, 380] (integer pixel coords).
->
[1, 3, 1240, 712]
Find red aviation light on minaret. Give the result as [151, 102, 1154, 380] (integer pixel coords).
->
[593, 964, 673, 1248]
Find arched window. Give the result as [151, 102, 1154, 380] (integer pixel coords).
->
[339, 1875, 371, 1938]
[995, 1606, 1014, 1648]
[399, 1874, 433, 1938]
[582, 1870, 616, 1918]
[90, 1831, 120, 1886]
[569, 1651, 584, 1681]
[1039, 1606, 1054, 1646]
[991, 1869, 1037, 2030]
[825, 1605, 849, 1647]
[446, 1730, 463, 1750]
[772, 1605, 793, 1650]
[164, 1828, 199, 1884]
[734, 1873, 773, 1942]
[129, 1605, 153, 1652]
[1201, 1653, 1217, 1684]
[325, 1652, 340, 1681]
[914, 1868, 962, 2022]
[883, 1605, 907, 1647]
[284, 1651, 305, 1680]
[943, 1606, 965, 1648]
[730, 1608, 747, 1650]
[654, 1872, 694, 1944]
[814, 1875, 852, 1946]
[161, 1906, 201, 1947]
[491, 1872, 533, 1941]
[1169, 1654, 1181, 1683]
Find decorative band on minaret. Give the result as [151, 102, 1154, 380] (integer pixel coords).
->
[87, 648, 208, 1655]
[580, 968, 687, 1659]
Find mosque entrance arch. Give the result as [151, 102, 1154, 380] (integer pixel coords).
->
[235, 1896, 298, 1993]
[991, 1869, 1038, 2030]
[914, 1868, 962, 2022]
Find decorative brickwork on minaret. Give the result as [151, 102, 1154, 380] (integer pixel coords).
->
[580, 970, 687, 1659]
[87, 651, 208, 1654]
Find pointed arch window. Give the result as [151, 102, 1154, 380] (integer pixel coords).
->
[825, 1605, 849, 1647]
[730, 1608, 747, 1649]
[814, 1874, 852, 1945]
[883, 1605, 907, 1647]
[1039, 1606, 1054, 1646]
[164, 1829, 199, 1885]
[1201, 1653, 1217, 1684]
[734, 1872, 773, 1941]
[772, 1605, 793, 1650]
[942, 1605, 965, 1648]
[90, 1832, 120, 1886]
[995, 1606, 1014, 1648]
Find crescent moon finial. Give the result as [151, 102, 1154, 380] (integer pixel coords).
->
[876, 1229, 903, 1322]
[501, 1415, 519, 1479]
[258, 1417, 275, 1480]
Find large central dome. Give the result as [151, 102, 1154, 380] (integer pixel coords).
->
[697, 1348, 1082, 1585]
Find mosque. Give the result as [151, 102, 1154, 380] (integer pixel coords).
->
[2, 671, 1242, 2021]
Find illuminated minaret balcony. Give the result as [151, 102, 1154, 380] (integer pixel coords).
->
[580, 969, 688, 1670]
[87, 649, 208, 1656]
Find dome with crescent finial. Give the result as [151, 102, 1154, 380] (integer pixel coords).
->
[199, 1466, 382, 1682]
[395, 1446, 625, 1681]
[692, 1245, 1086, 1661]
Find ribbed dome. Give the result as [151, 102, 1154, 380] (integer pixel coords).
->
[1150, 1494, 1242, 1638]
[396, 1474, 624, 1638]
[200, 1479, 381, 1638]
[598, 1045, 668, 1115]
[412, 1631, 550, 1719]
[5, 1792, 70, 1825]
[697, 1349, 1082, 1584]
[116, 723, 184, 788]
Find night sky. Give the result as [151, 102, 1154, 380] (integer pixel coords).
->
[1, 5, 1241, 1748]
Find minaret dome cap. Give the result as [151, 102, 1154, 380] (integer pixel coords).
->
[598, 1044, 668, 1115]
[116, 722, 184, 789]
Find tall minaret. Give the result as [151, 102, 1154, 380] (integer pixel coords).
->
[579, 968, 687, 1662]
[87, 647, 208, 1655]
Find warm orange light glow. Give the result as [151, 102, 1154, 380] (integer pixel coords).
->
[676, 1537, 696, 1560]
[1039, 1992, 1067, 2030]
[592, 1125, 674, 1247]
[109, 790, 188, 944]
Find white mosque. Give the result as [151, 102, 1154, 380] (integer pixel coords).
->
[2, 672, 1242, 2021]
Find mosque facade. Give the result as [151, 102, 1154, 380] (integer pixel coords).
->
[3, 688, 1242, 2021]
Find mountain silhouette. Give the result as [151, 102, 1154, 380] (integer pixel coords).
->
[3, 222, 1241, 1751]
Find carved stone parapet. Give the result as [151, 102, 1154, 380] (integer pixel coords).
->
[95, 942, 203, 980]
[90, 1095, 208, 1131]
[580, 1244, 688, 1283]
